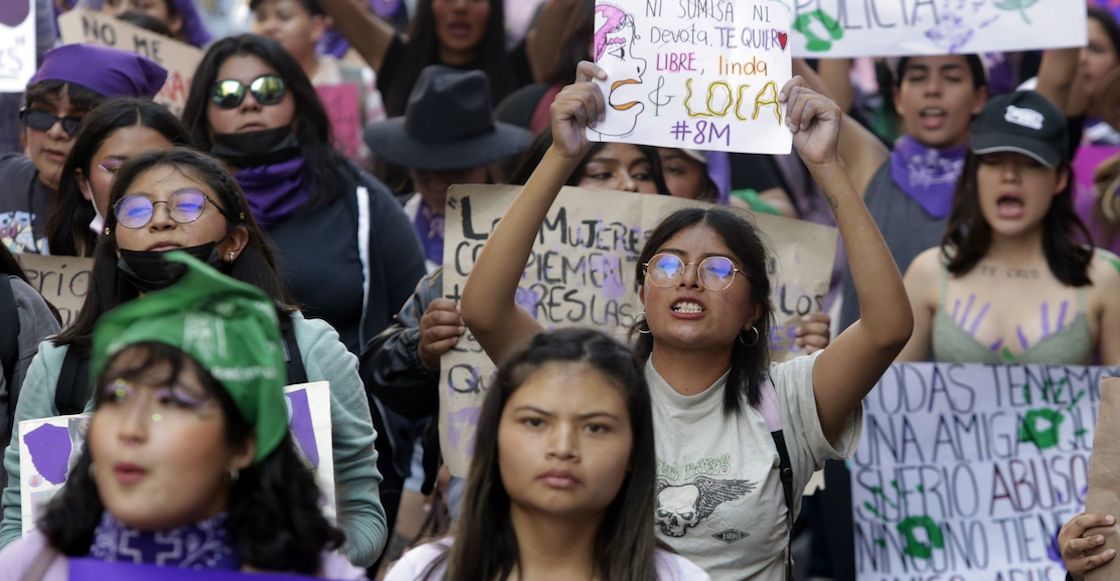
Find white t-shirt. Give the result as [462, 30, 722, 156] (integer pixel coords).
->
[647, 351, 861, 581]
[384, 540, 710, 580]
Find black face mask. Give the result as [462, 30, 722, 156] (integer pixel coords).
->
[117, 243, 223, 293]
[210, 126, 300, 168]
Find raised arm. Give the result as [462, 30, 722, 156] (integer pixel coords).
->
[779, 78, 913, 442]
[793, 59, 889, 197]
[318, 0, 397, 73]
[1035, 48, 1081, 112]
[460, 62, 606, 366]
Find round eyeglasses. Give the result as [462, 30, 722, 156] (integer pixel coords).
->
[113, 189, 226, 229]
[210, 74, 287, 109]
[643, 253, 744, 292]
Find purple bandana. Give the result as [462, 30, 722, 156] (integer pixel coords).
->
[89, 512, 239, 570]
[234, 157, 311, 228]
[890, 135, 967, 219]
[413, 198, 445, 265]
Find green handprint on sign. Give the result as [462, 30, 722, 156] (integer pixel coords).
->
[994, 0, 1040, 25]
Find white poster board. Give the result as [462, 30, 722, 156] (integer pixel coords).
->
[589, 0, 793, 154]
[0, 0, 36, 92]
[20, 382, 334, 534]
[853, 363, 1120, 579]
[791, 0, 1087, 57]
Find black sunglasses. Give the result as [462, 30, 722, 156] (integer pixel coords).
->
[19, 109, 83, 137]
[210, 75, 287, 109]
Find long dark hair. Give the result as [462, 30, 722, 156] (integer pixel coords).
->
[941, 152, 1093, 285]
[181, 34, 350, 208]
[40, 342, 343, 573]
[382, 0, 510, 117]
[544, 0, 595, 85]
[1089, 7, 1120, 57]
[510, 130, 671, 195]
[421, 329, 658, 581]
[53, 148, 296, 357]
[47, 98, 193, 257]
[633, 208, 773, 413]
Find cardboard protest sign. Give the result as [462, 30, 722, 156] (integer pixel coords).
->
[20, 382, 334, 535]
[14, 254, 93, 329]
[438, 184, 837, 477]
[0, 0, 36, 92]
[852, 363, 1120, 579]
[1085, 376, 1120, 581]
[57, 10, 202, 115]
[589, 0, 793, 154]
[316, 84, 363, 161]
[791, 0, 1087, 57]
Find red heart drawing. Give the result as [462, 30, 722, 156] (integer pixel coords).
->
[777, 31, 788, 50]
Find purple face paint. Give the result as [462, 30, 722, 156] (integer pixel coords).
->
[960, 294, 976, 325]
[1057, 300, 1069, 331]
[951, 298, 961, 320]
[285, 389, 319, 468]
[1016, 326, 1030, 351]
[969, 303, 991, 336]
[0, 0, 30, 27]
[24, 424, 71, 485]
[989, 338, 1003, 352]
[1040, 302, 1051, 338]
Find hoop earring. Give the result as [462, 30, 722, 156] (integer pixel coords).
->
[636, 310, 652, 335]
[739, 326, 760, 347]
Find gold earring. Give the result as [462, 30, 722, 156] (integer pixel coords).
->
[228, 251, 235, 262]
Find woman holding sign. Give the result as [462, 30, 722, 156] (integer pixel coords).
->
[898, 91, 1120, 365]
[0, 253, 362, 579]
[459, 62, 913, 580]
[0, 148, 389, 566]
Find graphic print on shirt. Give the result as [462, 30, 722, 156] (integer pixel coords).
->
[0, 211, 40, 253]
[654, 475, 757, 537]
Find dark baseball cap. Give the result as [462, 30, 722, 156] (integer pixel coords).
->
[970, 91, 1069, 168]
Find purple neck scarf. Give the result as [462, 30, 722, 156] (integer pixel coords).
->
[890, 135, 967, 219]
[234, 157, 311, 228]
[89, 512, 239, 570]
[414, 197, 445, 265]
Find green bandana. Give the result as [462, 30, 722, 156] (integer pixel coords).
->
[91, 252, 287, 463]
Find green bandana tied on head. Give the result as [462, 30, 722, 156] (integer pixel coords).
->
[91, 252, 288, 463]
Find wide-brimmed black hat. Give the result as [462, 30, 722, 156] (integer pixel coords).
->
[364, 65, 533, 171]
[970, 91, 1069, 168]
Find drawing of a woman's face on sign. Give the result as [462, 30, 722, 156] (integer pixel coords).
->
[592, 4, 646, 138]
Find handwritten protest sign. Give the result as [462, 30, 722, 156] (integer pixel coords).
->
[853, 363, 1120, 579]
[791, 0, 1087, 57]
[58, 10, 202, 115]
[589, 0, 793, 154]
[14, 254, 93, 329]
[438, 184, 837, 476]
[20, 382, 334, 535]
[0, 0, 36, 92]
